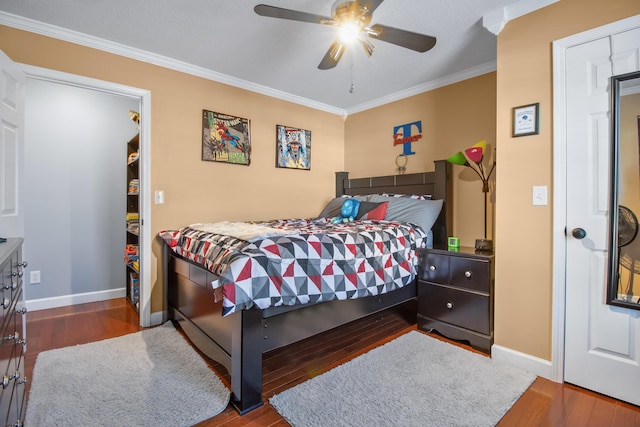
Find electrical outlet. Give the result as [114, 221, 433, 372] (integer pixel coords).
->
[30, 270, 41, 284]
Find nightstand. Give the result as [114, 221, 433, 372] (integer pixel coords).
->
[416, 246, 494, 354]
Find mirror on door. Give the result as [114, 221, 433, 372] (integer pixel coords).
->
[607, 70, 640, 310]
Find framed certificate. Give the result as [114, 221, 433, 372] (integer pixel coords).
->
[512, 103, 539, 137]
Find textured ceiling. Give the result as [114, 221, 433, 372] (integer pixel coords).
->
[0, 0, 545, 114]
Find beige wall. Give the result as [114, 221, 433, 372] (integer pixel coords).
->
[345, 72, 497, 247]
[0, 26, 346, 313]
[495, 0, 640, 359]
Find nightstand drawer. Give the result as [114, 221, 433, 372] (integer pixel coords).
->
[418, 282, 490, 335]
[417, 252, 449, 284]
[449, 257, 491, 293]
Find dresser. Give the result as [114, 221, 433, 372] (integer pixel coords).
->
[0, 238, 27, 427]
[416, 246, 494, 354]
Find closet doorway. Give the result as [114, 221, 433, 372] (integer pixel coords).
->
[22, 66, 151, 326]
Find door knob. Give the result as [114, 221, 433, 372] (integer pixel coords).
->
[572, 228, 587, 239]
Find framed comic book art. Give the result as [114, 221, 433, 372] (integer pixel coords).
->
[276, 125, 311, 170]
[202, 110, 251, 165]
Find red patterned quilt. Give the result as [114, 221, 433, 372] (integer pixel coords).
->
[159, 218, 427, 316]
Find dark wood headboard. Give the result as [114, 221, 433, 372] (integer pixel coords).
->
[334, 160, 452, 246]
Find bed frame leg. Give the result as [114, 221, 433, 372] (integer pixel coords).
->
[230, 307, 264, 414]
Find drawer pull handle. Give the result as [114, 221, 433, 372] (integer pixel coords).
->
[19, 261, 28, 268]
[446, 302, 454, 309]
[4, 332, 19, 342]
[16, 307, 27, 314]
[3, 281, 17, 290]
[2, 298, 10, 309]
[464, 271, 472, 278]
[17, 339, 27, 346]
[429, 265, 436, 271]
[11, 271, 23, 278]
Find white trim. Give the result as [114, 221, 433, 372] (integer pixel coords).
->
[26, 287, 126, 312]
[344, 61, 496, 115]
[551, 13, 640, 384]
[483, 0, 559, 35]
[492, 344, 553, 379]
[0, 11, 345, 117]
[21, 64, 155, 327]
[2, 11, 502, 117]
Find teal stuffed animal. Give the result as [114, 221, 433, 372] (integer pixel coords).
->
[330, 198, 360, 224]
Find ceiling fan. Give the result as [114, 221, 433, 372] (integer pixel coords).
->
[254, 0, 437, 70]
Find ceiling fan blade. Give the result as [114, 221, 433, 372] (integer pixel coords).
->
[254, 4, 331, 25]
[356, 0, 385, 16]
[369, 24, 436, 53]
[318, 40, 346, 70]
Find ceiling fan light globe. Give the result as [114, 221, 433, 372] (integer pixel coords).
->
[339, 22, 361, 44]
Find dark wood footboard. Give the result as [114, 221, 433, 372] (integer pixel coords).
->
[164, 244, 417, 413]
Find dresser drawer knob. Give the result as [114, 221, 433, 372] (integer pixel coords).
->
[17, 339, 27, 346]
[19, 261, 28, 269]
[2, 298, 10, 309]
[429, 265, 436, 271]
[464, 270, 472, 278]
[446, 302, 454, 309]
[16, 307, 27, 314]
[11, 271, 23, 278]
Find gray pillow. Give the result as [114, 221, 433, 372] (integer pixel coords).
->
[318, 195, 369, 218]
[368, 194, 443, 232]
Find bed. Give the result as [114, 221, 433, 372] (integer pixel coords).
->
[161, 160, 452, 413]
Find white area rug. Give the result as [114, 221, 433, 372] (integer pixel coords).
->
[26, 322, 229, 427]
[270, 331, 536, 427]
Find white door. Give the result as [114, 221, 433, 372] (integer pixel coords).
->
[0, 50, 24, 238]
[564, 27, 640, 406]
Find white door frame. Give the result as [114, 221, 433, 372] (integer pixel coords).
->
[21, 64, 153, 327]
[552, 14, 640, 383]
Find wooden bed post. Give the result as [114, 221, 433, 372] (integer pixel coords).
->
[231, 307, 264, 414]
[335, 171, 349, 197]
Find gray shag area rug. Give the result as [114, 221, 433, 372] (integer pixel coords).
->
[270, 331, 536, 427]
[26, 322, 230, 427]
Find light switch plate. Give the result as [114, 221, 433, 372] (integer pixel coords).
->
[154, 190, 164, 205]
[533, 186, 548, 206]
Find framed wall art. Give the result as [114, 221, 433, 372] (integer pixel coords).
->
[276, 125, 311, 170]
[202, 110, 251, 165]
[512, 103, 539, 137]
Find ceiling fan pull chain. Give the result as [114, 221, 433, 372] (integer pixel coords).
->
[349, 60, 355, 93]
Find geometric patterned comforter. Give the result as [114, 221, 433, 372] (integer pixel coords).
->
[159, 218, 427, 316]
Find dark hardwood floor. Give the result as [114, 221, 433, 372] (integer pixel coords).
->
[24, 298, 640, 426]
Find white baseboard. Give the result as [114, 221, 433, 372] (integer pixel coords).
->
[492, 344, 554, 381]
[26, 288, 126, 312]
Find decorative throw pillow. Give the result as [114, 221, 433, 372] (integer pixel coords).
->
[318, 195, 368, 217]
[356, 201, 389, 220]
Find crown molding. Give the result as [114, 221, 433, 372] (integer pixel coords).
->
[483, 0, 560, 35]
[2, 10, 505, 118]
[344, 61, 497, 115]
[0, 11, 347, 116]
